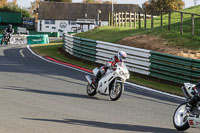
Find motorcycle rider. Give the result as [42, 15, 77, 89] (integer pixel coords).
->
[3, 24, 14, 42]
[92, 51, 127, 87]
[186, 82, 200, 112]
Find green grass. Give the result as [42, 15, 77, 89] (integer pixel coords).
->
[76, 5, 200, 50]
[31, 43, 97, 70]
[31, 43, 183, 96]
[129, 75, 182, 95]
[49, 39, 63, 43]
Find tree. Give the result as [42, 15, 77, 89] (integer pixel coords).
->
[0, 0, 8, 7]
[103, 1, 112, 4]
[143, 0, 185, 13]
[13, 0, 17, 6]
[44, 0, 72, 2]
[83, 0, 102, 3]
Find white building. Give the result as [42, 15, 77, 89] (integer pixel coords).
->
[36, 2, 141, 33]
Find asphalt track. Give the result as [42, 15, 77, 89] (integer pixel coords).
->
[0, 45, 198, 133]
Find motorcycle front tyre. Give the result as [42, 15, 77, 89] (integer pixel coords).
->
[5, 40, 8, 45]
[1, 38, 4, 45]
[109, 82, 123, 101]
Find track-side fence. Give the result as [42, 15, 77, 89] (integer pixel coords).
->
[63, 33, 200, 84]
[0, 34, 49, 45]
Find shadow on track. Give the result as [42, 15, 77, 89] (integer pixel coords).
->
[1, 47, 88, 83]
[0, 86, 110, 101]
[23, 118, 181, 133]
[124, 93, 178, 107]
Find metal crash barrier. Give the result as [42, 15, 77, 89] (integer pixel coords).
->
[63, 33, 200, 84]
[0, 34, 49, 45]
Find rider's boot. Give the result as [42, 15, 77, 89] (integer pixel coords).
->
[92, 71, 102, 88]
[91, 78, 97, 88]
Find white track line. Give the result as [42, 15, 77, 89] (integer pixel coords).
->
[20, 49, 25, 58]
[27, 45, 91, 75]
[126, 82, 185, 100]
[27, 45, 185, 100]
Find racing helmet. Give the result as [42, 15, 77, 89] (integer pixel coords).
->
[8, 24, 12, 29]
[118, 51, 127, 62]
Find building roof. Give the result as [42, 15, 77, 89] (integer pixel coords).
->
[37, 2, 142, 21]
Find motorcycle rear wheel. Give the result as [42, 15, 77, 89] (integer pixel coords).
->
[173, 102, 189, 131]
[109, 82, 123, 101]
[86, 83, 97, 96]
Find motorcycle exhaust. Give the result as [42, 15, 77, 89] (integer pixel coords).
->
[188, 117, 200, 128]
[86, 75, 92, 84]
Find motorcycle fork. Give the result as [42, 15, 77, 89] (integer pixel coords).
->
[113, 79, 117, 91]
[113, 79, 124, 92]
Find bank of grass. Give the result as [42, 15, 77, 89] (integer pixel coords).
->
[31, 43, 183, 96]
[76, 5, 200, 49]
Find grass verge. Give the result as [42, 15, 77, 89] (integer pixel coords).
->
[31, 43, 183, 96]
[31, 43, 97, 70]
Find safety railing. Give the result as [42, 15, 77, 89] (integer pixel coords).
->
[63, 33, 200, 84]
[63, 33, 151, 76]
[150, 51, 200, 84]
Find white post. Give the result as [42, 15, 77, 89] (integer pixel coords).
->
[112, 0, 114, 12]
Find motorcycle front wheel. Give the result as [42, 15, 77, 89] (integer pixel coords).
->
[1, 38, 4, 45]
[109, 82, 123, 101]
[86, 83, 97, 96]
[5, 39, 8, 45]
[173, 102, 189, 131]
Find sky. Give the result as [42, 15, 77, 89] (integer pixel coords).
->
[7, 0, 197, 9]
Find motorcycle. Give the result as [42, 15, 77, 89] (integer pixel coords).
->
[1, 32, 10, 45]
[173, 83, 200, 131]
[85, 62, 130, 101]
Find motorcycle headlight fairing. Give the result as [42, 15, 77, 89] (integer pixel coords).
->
[124, 73, 130, 79]
[119, 71, 124, 77]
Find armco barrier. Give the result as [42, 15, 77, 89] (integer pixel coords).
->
[96, 41, 151, 75]
[63, 33, 151, 76]
[27, 34, 49, 45]
[73, 36, 97, 62]
[10, 35, 27, 45]
[150, 51, 200, 84]
[0, 34, 49, 45]
[0, 35, 27, 45]
[63, 33, 200, 84]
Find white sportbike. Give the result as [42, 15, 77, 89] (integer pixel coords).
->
[173, 83, 200, 131]
[85, 62, 130, 101]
